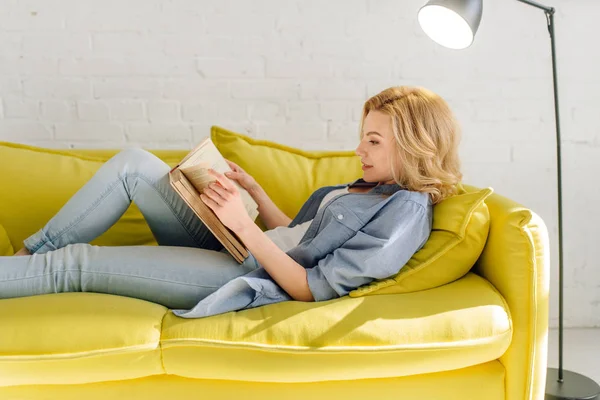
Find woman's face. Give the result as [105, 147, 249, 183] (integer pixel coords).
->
[355, 110, 396, 185]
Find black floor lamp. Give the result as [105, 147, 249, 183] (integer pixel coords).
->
[416, 1, 600, 399]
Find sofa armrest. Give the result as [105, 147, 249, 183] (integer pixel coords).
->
[474, 191, 550, 400]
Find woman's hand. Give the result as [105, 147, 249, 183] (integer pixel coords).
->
[223, 159, 258, 193]
[200, 169, 253, 233]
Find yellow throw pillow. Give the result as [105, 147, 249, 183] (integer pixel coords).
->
[350, 186, 493, 296]
[0, 224, 14, 256]
[211, 126, 493, 295]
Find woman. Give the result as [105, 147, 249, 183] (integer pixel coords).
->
[0, 86, 462, 318]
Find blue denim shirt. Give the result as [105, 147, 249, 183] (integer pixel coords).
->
[172, 179, 433, 318]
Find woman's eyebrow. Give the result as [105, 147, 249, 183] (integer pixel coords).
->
[365, 131, 383, 137]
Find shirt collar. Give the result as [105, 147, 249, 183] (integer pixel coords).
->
[347, 178, 403, 196]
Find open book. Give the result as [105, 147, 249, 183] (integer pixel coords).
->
[168, 137, 259, 263]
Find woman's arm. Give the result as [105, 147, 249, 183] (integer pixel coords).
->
[236, 221, 314, 302]
[248, 184, 292, 230]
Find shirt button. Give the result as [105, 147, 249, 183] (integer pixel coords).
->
[337, 214, 344, 220]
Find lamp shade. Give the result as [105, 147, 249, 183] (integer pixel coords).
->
[418, 0, 483, 49]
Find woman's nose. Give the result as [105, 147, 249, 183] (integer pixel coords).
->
[355, 144, 363, 157]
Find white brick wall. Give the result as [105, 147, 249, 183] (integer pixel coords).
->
[0, 0, 598, 328]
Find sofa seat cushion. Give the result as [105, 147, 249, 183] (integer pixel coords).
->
[160, 273, 511, 383]
[0, 293, 167, 386]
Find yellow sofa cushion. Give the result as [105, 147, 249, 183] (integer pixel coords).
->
[0, 224, 14, 256]
[0, 293, 167, 386]
[211, 126, 492, 295]
[351, 186, 493, 296]
[160, 273, 510, 383]
[0, 141, 187, 250]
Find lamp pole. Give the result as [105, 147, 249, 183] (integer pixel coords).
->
[417, 1, 600, 399]
[516, 0, 566, 386]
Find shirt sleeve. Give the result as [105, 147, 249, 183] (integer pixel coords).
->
[305, 199, 431, 301]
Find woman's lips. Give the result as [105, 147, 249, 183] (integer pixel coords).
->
[362, 165, 372, 171]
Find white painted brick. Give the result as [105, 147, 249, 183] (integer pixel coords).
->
[108, 101, 145, 121]
[0, 78, 22, 96]
[571, 106, 600, 141]
[331, 61, 392, 80]
[0, 10, 64, 30]
[40, 100, 77, 122]
[296, 0, 367, 16]
[22, 34, 91, 57]
[287, 102, 321, 122]
[328, 121, 360, 142]
[266, 59, 331, 79]
[256, 122, 327, 143]
[23, 78, 91, 100]
[60, 58, 195, 77]
[300, 81, 366, 100]
[198, 0, 297, 15]
[126, 123, 191, 142]
[55, 122, 125, 142]
[232, 81, 300, 100]
[92, 33, 164, 56]
[248, 102, 285, 122]
[162, 81, 230, 101]
[164, 35, 305, 59]
[196, 58, 265, 79]
[204, 14, 276, 36]
[2, 98, 40, 119]
[0, 57, 58, 76]
[147, 101, 181, 123]
[93, 78, 161, 99]
[0, 33, 23, 54]
[351, 103, 365, 122]
[319, 101, 351, 121]
[458, 139, 512, 164]
[182, 102, 247, 123]
[345, 14, 407, 39]
[276, 14, 346, 37]
[302, 37, 364, 60]
[65, 3, 161, 31]
[77, 101, 110, 121]
[0, 121, 53, 140]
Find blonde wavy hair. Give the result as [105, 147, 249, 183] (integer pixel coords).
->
[360, 86, 463, 205]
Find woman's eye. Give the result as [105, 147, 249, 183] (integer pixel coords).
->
[369, 141, 378, 145]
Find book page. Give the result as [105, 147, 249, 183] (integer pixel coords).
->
[179, 138, 259, 222]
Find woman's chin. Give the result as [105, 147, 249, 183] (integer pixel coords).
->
[361, 175, 376, 183]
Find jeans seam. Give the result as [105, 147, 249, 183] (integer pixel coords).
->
[1, 270, 220, 289]
[38, 172, 206, 251]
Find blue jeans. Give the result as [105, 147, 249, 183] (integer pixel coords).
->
[0, 148, 260, 310]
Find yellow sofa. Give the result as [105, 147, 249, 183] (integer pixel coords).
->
[0, 131, 549, 400]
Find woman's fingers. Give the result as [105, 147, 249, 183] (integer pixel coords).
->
[205, 182, 230, 201]
[207, 169, 236, 193]
[200, 192, 218, 208]
[224, 159, 240, 171]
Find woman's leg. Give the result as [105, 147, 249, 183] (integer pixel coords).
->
[22, 147, 223, 254]
[0, 243, 258, 310]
